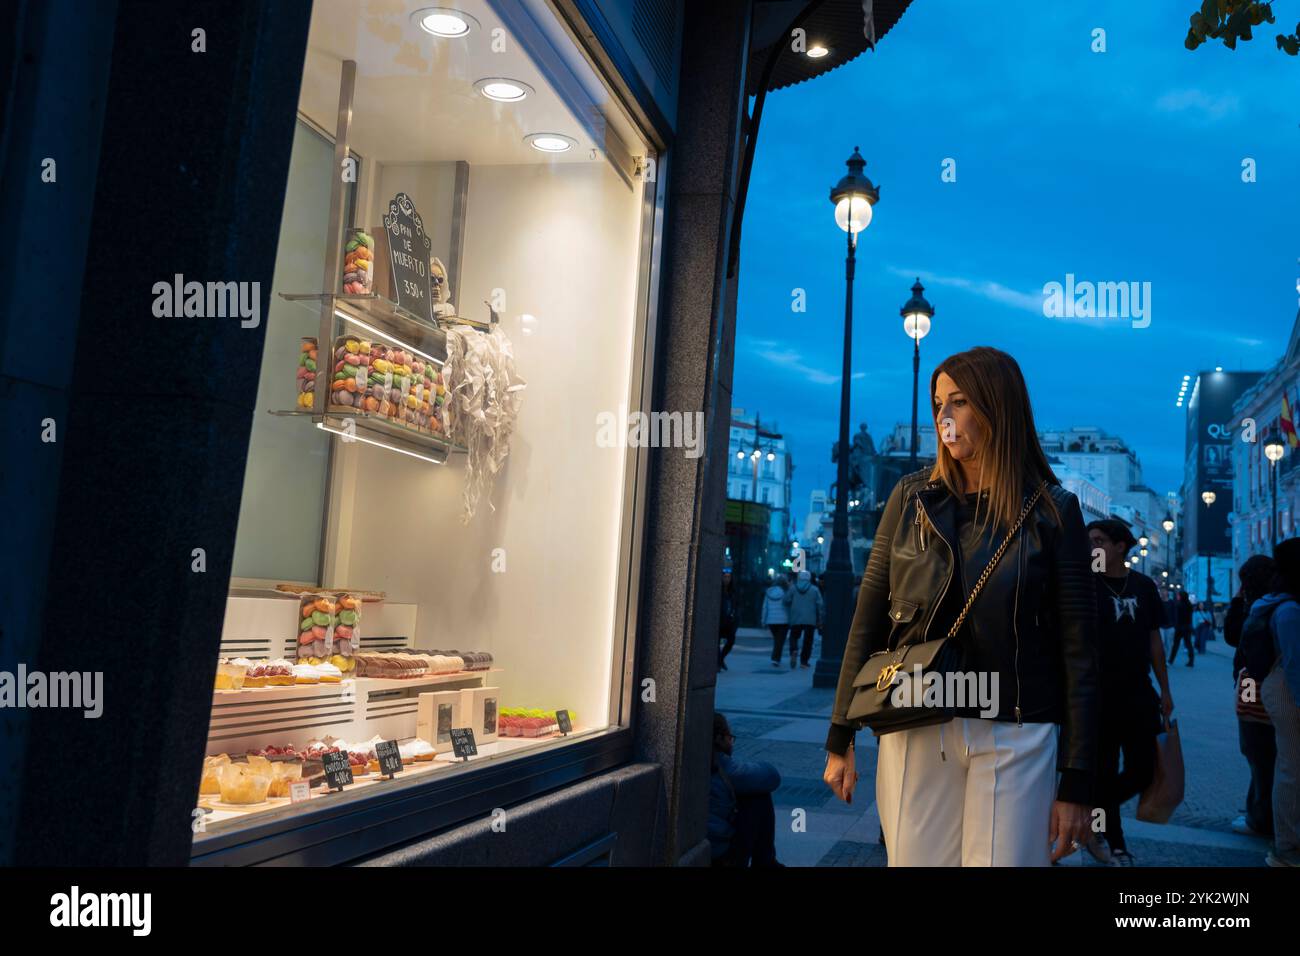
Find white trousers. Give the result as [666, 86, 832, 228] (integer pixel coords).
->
[876, 717, 1058, 866]
[1262, 666, 1300, 854]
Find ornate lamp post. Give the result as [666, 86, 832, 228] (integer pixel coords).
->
[1163, 510, 1176, 582]
[1265, 431, 1285, 548]
[900, 280, 934, 470]
[816, 147, 879, 689]
[1202, 489, 1217, 604]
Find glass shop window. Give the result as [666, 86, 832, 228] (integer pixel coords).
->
[196, 0, 655, 841]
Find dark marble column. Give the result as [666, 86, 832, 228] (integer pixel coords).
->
[632, 0, 752, 865]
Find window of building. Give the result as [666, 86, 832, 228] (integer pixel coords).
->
[197, 0, 658, 850]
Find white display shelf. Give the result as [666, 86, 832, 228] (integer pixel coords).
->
[211, 669, 499, 701]
[359, 668, 500, 692]
[205, 670, 500, 756]
[196, 727, 588, 831]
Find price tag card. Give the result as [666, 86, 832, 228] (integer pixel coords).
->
[556, 710, 573, 735]
[450, 728, 477, 761]
[375, 739, 403, 778]
[322, 750, 354, 791]
[289, 781, 311, 804]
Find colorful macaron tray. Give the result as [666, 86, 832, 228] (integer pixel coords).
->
[310, 333, 450, 437]
[294, 337, 318, 409]
[341, 229, 374, 295]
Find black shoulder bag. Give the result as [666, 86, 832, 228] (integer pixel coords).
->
[845, 483, 1046, 734]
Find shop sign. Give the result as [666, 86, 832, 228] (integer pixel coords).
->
[375, 739, 403, 778]
[322, 750, 355, 790]
[382, 191, 433, 324]
[725, 500, 770, 528]
[450, 727, 477, 761]
[556, 709, 572, 735]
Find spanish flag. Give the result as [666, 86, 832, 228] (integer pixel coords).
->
[1283, 392, 1299, 449]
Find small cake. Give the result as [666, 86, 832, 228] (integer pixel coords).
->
[266, 659, 295, 686]
[293, 663, 321, 684]
[243, 661, 269, 688]
[214, 659, 248, 691]
[317, 662, 342, 683]
[266, 759, 304, 798]
[200, 753, 230, 794]
[399, 738, 435, 762]
[348, 753, 368, 778]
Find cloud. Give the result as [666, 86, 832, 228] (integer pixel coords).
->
[887, 266, 1043, 314]
[1154, 88, 1240, 121]
[744, 337, 841, 385]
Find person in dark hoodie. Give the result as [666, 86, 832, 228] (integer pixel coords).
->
[718, 571, 738, 671]
[783, 570, 824, 669]
[1224, 554, 1277, 838]
[708, 713, 783, 866]
[1170, 590, 1196, 666]
[1245, 538, 1300, 867]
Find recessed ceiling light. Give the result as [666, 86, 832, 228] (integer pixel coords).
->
[525, 132, 577, 153]
[475, 78, 534, 102]
[414, 7, 479, 38]
[807, 45, 830, 58]
[1215, 366, 1223, 372]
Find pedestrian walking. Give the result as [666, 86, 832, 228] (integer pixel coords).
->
[718, 571, 738, 672]
[823, 346, 1098, 866]
[761, 574, 791, 668]
[1194, 602, 1215, 655]
[1159, 588, 1176, 657]
[783, 570, 823, 669]
[709, 713, 783, 867]
[1086, 519, 1173, 867]
[1245, 538, 1300, 867]
[1224, 555, 1277, 838]
[1169, 591, 1195, 666]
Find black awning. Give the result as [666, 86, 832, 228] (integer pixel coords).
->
[749, 0, 916, 93]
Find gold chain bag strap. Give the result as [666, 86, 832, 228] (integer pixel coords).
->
[845, 481, 1047, 733]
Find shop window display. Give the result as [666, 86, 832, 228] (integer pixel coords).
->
[196, 0, 655, 847]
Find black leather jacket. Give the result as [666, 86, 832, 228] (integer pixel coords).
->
[826, 469, 1099, 804]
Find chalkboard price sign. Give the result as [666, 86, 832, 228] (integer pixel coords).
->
[322, 750, 354, 791]
[382, 192, 433, 324]
[556, 710, 573, 735]
[450, 727, 477, 761]
[375, 739, 403, 778]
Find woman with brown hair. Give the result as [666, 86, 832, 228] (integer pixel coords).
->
[822, 346, 1098, 865]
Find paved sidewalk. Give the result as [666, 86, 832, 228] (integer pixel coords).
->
[715, 627, 1275, 867]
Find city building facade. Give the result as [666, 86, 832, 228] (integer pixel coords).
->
[1232, 310, 1300, 574]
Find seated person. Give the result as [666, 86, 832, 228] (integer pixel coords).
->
[708, 713, 783, 867]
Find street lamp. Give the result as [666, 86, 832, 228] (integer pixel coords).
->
[818, 147, 880, 689]
[744, 412, 780, 502]
[1139, 535, 1149, 548]
[900, 279, 934, 469]
[1265, 430, 1285, 548]
[1201, 490, 1216, 604]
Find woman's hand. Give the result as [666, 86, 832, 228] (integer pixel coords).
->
[1049, 801, 1092, 862]
[824, 747, 858, 804]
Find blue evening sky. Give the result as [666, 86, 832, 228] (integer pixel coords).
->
[735, 0, 1299, 529]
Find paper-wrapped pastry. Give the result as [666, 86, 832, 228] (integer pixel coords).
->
[218, 762, 271, 804]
